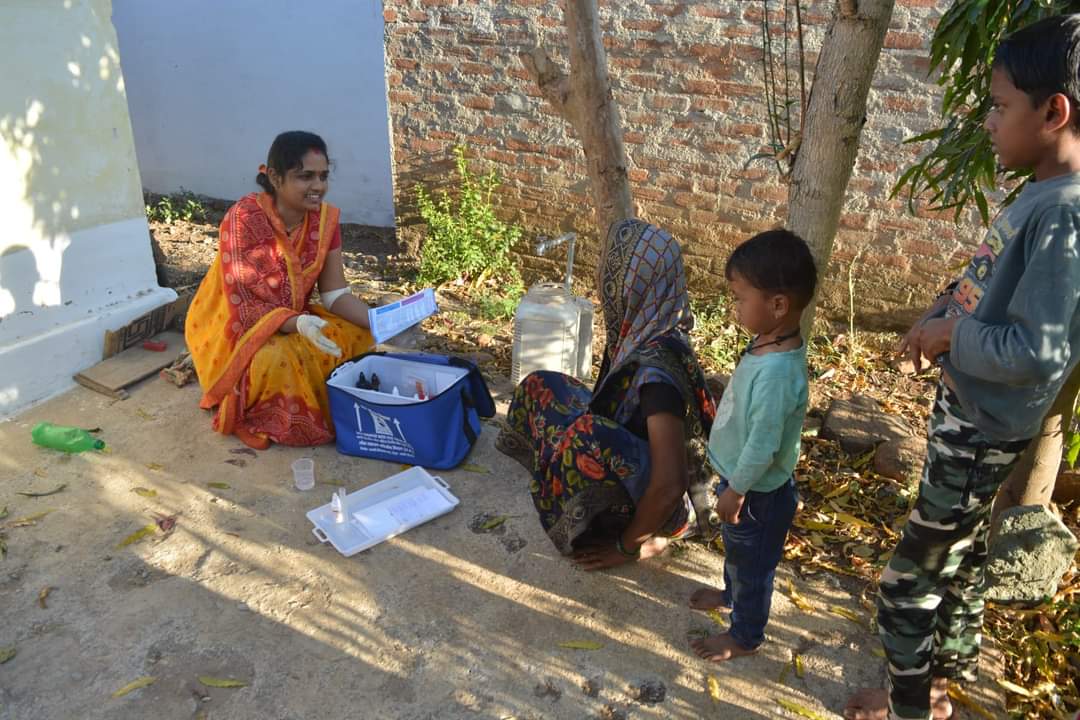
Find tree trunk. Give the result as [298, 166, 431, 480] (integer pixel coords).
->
[989, 363, 1080, 535]
[520, 0, 635, 273]
[788, 0, 895, 334]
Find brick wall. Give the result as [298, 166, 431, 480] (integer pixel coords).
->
[383, 0, 980, 330]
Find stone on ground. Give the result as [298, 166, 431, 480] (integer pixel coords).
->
[985, 505, 1080, 604]
[873, 436, 927, 482]
[821, 394, 912, 455]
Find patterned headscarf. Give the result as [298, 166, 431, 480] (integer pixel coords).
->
[594, 219, 695, 396]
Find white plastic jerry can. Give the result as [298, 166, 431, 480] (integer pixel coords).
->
[510, 232, 595, 386]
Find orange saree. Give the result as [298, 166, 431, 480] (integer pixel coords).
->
[185, 192, 373, 448]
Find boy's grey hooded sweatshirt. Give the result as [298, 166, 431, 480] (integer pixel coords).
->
[938, 171, 1080, 441]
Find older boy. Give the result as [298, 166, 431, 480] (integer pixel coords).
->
[847, 14, 1080, 720]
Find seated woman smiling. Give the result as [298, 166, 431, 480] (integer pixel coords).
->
[186, 131, 374, 449]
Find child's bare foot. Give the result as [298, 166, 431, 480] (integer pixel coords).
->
[930, 677, 953, 720]
[844, 683, 953, 720]
[690, 632, 757, 663]
[688, 587, 730, 611]
[843, 688, 888, 720]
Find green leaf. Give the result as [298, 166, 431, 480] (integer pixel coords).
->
[132, 487, 158, 498]
[460, 463, 490, 474]
[8, 509, 54, 527]
[557, 640, 603, 650]
[198, 676, 248, 689]
[111, 676, 155, 698]
[480, 515, 507, 531]
[17, 484, 66, 498]
[0, 647, 15, 664]
[116, 524, 157, 549]
[207, 482, 230, 490]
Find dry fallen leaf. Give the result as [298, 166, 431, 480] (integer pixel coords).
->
[8, 509, 54, 527]
[17, 484, 66, 498]
[198, 676, 248, 688]
[706, 675, 721, 703]
[776, 698, 829, 720]
[0, 647, 15, 664]
[0, 506, 7, 520]
[706, 609, 726, 628]
[557, 640, 603, 650]
[461, 463, 490, 474]
[145, 463, 165, 472]
[828, 605, 865, 626]
[38, 586, 51, 609]
[223, 458, 246, 468]
[995, 679, 1033, 697]
[135, 408, 154, 421]
[132, 487, 157, 498]
[111, 676, 156, 698]
[947, 685, 995, 720]
[116, 524, 157, 549]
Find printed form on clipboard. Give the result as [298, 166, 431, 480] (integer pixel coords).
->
[368, 288, 438, 344]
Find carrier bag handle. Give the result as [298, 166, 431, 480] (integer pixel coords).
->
[460, 387, 478, 446]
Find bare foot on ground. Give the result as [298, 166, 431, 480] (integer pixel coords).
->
[639, 536, 669, 559]
[688, 586, 730, 611]
[844, 688, 888, 720]
[689, 632, 756, 663]
[930, 677, 953, 720]
[844, 680, 953, 720]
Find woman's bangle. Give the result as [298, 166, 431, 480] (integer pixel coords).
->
[615, 535, 641, 558]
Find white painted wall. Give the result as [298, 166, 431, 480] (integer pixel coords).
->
[0, 0, 176, 418]
[112, 0, 395, 226]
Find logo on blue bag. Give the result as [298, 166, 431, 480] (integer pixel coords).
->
[353, 403, 416, 458]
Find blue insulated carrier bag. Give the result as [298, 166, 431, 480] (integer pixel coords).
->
[326, 352, 495, 469]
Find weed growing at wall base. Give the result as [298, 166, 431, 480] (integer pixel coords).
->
[145, 190, 206, 225]
[415, 146, 522, 289]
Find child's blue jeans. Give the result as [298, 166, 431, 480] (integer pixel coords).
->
[715, 476, 798, 649]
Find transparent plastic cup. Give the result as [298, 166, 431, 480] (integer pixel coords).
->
[292, 458, 315, 491]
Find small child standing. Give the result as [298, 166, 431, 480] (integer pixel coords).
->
[689, 229, 818, 662]
[846, 14, 1080, 720]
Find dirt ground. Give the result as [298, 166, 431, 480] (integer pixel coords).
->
[1, 372, 1011, 719]
[0, 209, 1011, 719]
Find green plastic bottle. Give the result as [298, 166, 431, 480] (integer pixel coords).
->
[30, 422, 105, 453]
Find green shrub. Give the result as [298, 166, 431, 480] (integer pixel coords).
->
[146, 190, 206, 224]
[415, 146, 522, 288]
[477, 279, 525, 321]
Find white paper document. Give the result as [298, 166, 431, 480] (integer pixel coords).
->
[368, 288, 438, 344]
[351, 486, 448, 537]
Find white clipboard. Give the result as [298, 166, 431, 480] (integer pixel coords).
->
[306, 466, 459, 557]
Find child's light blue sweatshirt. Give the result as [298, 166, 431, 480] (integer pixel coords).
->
[707, 344, 808, 495]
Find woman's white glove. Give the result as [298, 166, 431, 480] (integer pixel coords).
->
[296, 314, 342, 357]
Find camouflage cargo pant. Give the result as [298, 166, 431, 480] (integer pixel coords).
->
[877, 382, 1029, 720]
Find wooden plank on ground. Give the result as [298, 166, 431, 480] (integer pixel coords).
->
[102, 291, 193, 359]
[74, 331, 186, 399]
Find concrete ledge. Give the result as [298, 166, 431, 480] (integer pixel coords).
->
[0, 285, 176, 417]
[0, 216, 177, 417]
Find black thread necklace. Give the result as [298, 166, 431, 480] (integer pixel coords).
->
[742, 328, 801, 356]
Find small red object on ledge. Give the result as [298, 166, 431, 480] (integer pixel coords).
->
[142, 340, 168, 352]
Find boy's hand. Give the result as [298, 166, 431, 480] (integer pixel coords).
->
[898, 321, 926, 373]
[716, 487, 745, 525]
[917, 317, 958, 363]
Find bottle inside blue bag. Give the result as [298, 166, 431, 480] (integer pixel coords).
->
[31, 422, 105, 453]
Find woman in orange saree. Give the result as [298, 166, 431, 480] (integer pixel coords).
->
[186, 131, 374, 449]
